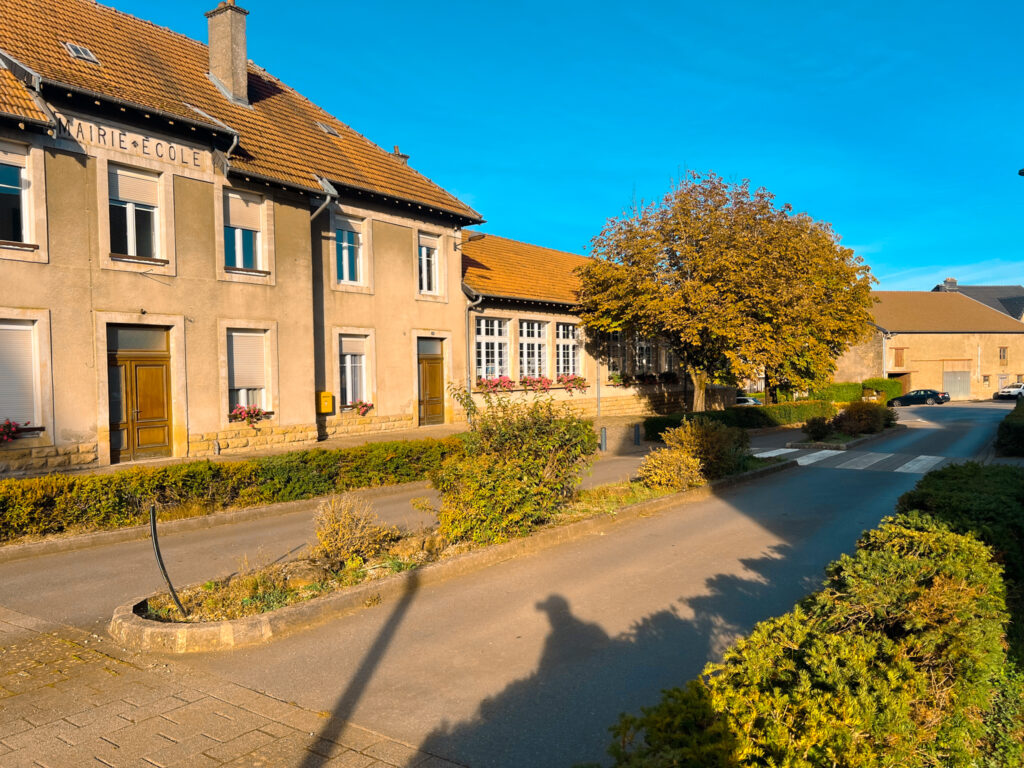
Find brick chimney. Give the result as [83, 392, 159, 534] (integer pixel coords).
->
[943, 277, 958, 291]
[206, 0, 249, 105]
[392, 145, 409, 165]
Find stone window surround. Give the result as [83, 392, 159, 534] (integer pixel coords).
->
[0, 306, 53, 450]
[214, 182, 277, 286]
[473, 308, 587, 382]
[0, 138, 49, 265]
[93, 311, 188, 467]
[414, 230, 448, 304]
[331, 326, 376, 412]
[329, 206, 374, 295]
[217, 318, 280, 428]
[409, 328, 454, 426]
[94, 156, 178, 276]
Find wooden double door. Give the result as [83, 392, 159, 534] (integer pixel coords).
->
[107, 325, 172, 463]
[417, 337, 445, 426]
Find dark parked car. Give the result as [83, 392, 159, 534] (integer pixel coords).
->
[887, 389, 950, 406]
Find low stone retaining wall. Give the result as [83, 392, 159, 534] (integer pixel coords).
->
[109, 459, 796, 653]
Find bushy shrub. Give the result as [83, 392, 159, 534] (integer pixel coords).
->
[801, 416, 832, 442]
[432, 394, 597, 544]
[809, 381, 863, 402]
[644, 400, 835, 440]
[607, 513, 1021, 767]
[831, 400, 889, 436]
[662, 420, 749, 481]
[863, 377, 903, 402]
[996, 399, 1024, 456]
[636, 448, 703, 491]
[310, 494, 399, 568]
[0, 436, 467, 542]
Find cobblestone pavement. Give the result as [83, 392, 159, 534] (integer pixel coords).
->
[0, 608, 458, 768]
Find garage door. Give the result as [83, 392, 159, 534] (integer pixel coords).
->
[943, 371, 971, 400]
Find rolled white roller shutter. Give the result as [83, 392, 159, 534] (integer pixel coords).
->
[0, 322, 35, 424]
[108, 166, 158, 206]
[227, 330, 266, 389]
[224, 190, 261, 230]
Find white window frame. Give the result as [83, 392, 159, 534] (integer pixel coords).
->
[215, 184, 275, 285]
[475, 317, 508, 378]
[556, 323, 579, 377]
[607, 331, 625, 373]
[217, 319, 279, 426]
[634, 337, 654, 375]
[226, 329, 268, 411]
[109, 199, 159, 259]
[0, 319, 40, 426]
[0, 140, 48, 264]
[332, 327, 376, 412]
[336, 224, 362, 284]
[418, 233, 439, 295]
[224, 225, 262, 271]
[0, 307, 53, 448]
[518, 320, 548, 378]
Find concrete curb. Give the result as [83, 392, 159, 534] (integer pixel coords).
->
[108, 459, 797, 653]
[785, 424, 908, 451]
[0, 481, 430, 565]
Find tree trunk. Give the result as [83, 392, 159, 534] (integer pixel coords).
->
[688, 368, 708, 412]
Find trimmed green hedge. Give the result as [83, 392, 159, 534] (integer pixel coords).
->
[606, 511, 1024, 767]
[644, 400, 836, 441]
[863, 377, 903, 402]
[996, 399, 1024, 456]
[0, 436, 467, 542]
[809, 381, 863, 402]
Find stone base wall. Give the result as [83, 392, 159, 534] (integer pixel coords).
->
[570, 386, 688, 418]
[187, 423, 320, 458]
[322, 411, 416, 439]
[0, 441, 99, 477]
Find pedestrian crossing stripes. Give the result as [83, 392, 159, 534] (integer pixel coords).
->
[753, 447, 952, 474]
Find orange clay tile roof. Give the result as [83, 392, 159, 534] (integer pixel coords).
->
[0, 0, 481, 221]
[462, 233, 591, 304]
[0, 67, 48, 124]
[872, 291, 1024, 333]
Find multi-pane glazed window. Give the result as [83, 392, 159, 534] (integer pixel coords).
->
[634, 337, 654, 374]
[519, 320, 547, 377]
[339, 335, 366, 405]
[109, 166, 158, 259]
[227, 329, 266, 409]
[606, 331, 625, 373]
[223, 190, 262, 270]
[556, 323, 578, 376]
[336, 217, 362, 284]
[0, 144, 26, 243]
[418, 233, 439, 294]
[475, 317, 508, 378]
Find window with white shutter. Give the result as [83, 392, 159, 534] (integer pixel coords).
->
[224, 190, 263, 270]
[339, 335, 366, 405]
[0, 320, 36, 425]
[227, 329, 266, 409]
[109, 166, 158, 259]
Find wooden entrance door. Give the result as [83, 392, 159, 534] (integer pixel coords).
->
[108, 325, 172, 463]
[417, 338, 445, 425]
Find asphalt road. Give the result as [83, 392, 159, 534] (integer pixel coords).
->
[0, 400, 1011, 767]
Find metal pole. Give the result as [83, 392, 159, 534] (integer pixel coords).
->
[600, 426, 607, 452]
[149, 504, 188, 618]
[634, 424, 641, 446]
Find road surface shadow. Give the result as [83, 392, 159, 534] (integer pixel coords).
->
[416, 543, 804, 768]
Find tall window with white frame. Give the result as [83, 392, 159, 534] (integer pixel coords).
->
[418, 233, 439, 294]
[607, 330, 625, 373]
[226, 329, 266, 410]
[0, 145, 26, 244]
[556, 323, 579, 376]
[634, 337, 654, 374]
[109, 166, 158, 259]
[335, 218, 361, 284]
[223, 190, 262, 271]
[519, 320, 547, 377]
[475, 317, 508, 378]
[339, 335, 366, 406]
[0, 320, 37, 427]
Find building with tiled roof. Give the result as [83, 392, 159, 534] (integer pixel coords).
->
[833, 291, 1024, 400]
[0, 0, 481, 475]
[931, 277, 1024, 321]
[460, 232, 696, 416]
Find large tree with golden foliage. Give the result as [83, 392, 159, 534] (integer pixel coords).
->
[576, 172, 875, 407]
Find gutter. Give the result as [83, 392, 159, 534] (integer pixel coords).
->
[310, 176, 338, 221]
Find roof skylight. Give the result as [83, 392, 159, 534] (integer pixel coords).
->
[64, 42, 100, 65]
[317, 121, 340, 137]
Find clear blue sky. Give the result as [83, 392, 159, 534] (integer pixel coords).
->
[109, 0, 1024, 289]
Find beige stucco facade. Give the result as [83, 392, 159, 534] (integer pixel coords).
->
[834, 329, 1024, 400]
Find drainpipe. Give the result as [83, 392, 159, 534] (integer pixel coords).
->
[463, 283, 484, 389]
[310, 176, 338, 221]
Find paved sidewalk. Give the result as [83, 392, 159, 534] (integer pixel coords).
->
[0, 608, 456, 768]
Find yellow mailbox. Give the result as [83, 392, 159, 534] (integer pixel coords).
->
[317, 391, 334, 414]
